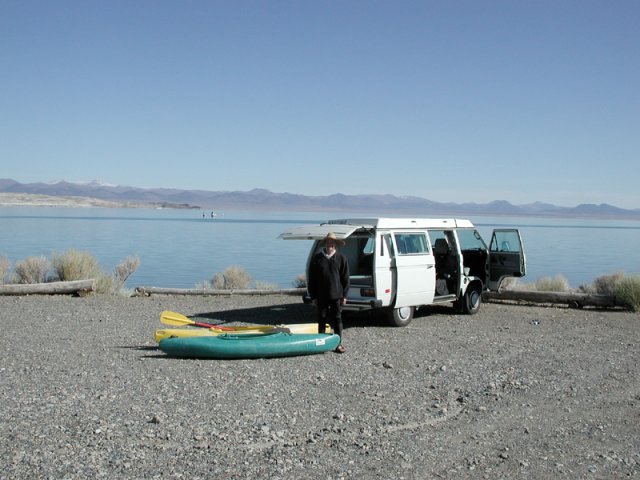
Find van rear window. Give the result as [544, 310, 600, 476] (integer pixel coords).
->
[394, 233, 429, 255]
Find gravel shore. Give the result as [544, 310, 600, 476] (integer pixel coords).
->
[1, 294, 638, 479]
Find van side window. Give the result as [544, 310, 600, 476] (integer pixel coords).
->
[490, 231, 521, 253]
[394, 233, 428, 255]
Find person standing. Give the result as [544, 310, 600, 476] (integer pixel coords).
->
[308, 232, 350, 353]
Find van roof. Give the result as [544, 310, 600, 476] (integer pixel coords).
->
[326, 218, 475, 229]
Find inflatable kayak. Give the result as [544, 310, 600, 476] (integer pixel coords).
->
[154, 323, 331, 343]
[158, 332, 341, 359]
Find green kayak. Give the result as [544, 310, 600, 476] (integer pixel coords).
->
[158, 331, 341, 359]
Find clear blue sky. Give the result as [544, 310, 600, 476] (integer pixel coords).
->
[2, 1, 639, 208]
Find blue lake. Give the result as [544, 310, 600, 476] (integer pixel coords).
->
[1, 206, 639, 289]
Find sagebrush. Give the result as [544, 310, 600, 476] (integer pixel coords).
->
[15, 256, 51, 284]
[254, 280, 278, 290]
[535, 274, 570, 292]
[52, 250, 112, 293]
[578, 271, 625, 295]
[292, 274, 307, 288]
[212, 265, 252, 290]
[0, 255, 10, 284]
[613, 276, 640, 312]
[4, 250, 139, 295]
[505, 274, 570, 292]
[52, 250, 103, 281]
[112, 255, 140, 291]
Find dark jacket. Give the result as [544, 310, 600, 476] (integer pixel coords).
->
[308, 250, 350, 301]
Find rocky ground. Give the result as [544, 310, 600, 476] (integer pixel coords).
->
[0, 293, 638, 479]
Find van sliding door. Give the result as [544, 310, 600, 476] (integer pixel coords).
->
[392, 232, 435, 308]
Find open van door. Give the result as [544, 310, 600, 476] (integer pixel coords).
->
[488, 229, 526, 290]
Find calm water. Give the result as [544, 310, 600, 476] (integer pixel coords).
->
[1, 206, 639, 289]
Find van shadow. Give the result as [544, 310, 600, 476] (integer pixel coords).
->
[194, 303, 396, 330]
[195, 303, 316, 326]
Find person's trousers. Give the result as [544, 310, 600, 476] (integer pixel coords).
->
[317, 298, 343, 338]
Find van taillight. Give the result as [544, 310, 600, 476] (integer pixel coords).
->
[360, 288, 375, 297]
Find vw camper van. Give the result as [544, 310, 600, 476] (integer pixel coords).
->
[280, 218, 525, 326]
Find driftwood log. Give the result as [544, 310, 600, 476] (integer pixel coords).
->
[484, 290, 618, 308]
[134, 286, 306, 297]
[0, 279, 96, 296]
[138, 287, 620, 309]
[0, 281, 621, 309]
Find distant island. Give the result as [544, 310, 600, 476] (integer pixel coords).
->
[1, 178, 639, 219]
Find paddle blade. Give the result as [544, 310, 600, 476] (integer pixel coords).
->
[160, 310, 196, 326]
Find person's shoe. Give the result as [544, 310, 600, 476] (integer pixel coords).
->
[335, 345, 346, 354]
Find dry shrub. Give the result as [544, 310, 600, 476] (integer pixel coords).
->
[254, 280, 278, 290]
[113, 255, 140, 290]
[212, 266, 252, 290]
[535, 274, 570, 292]
[592, 271, 625, 295]
[499, 277, 520, 291]
[94, 276, 114, 294]
[195, 280, 212, 289]
[52, 250, 103, 281]
[0, 255, 10, 284]
[52, 249, 114, 293]
[292, 274, 307, 288]
[14, 256, 51, 284]
[577, 282, 596, 294]
[211, 273, 224, 289]
[613, 276, 640, 312]
[51, 250, 140, 294]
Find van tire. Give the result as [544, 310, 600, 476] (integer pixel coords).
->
[387, 306, 414, 327]
[460, 284, 482, 315]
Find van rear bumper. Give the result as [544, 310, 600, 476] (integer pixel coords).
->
[302, 295, 383, 310]
[344, 299, 384, 310]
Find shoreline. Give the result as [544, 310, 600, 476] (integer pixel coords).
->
[1, 192, 639, 220]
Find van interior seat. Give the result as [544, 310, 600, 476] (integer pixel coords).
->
[434, 238, 449, 256]
[434, 238, 457, 289]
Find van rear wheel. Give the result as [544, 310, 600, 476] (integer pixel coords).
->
[387, 306, 414, 327]
[460, 285, 482, 315]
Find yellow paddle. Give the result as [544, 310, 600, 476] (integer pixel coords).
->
[159, 310, 330, 334]
[160, 310, 235, 330]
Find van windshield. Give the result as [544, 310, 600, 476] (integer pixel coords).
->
[457, 229, 487, 250]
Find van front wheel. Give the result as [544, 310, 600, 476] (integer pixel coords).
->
[460, 285, 482, 315]
[387, 306, 414, 327]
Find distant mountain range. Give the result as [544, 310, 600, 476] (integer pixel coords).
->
[1, 178, 639, 218]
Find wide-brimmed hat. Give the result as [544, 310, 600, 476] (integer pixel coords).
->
[323, 232, 345, 246]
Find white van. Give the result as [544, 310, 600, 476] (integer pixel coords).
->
[280, 218, 526, 326]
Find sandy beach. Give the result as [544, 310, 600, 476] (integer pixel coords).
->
[1, 293, 638, 479]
